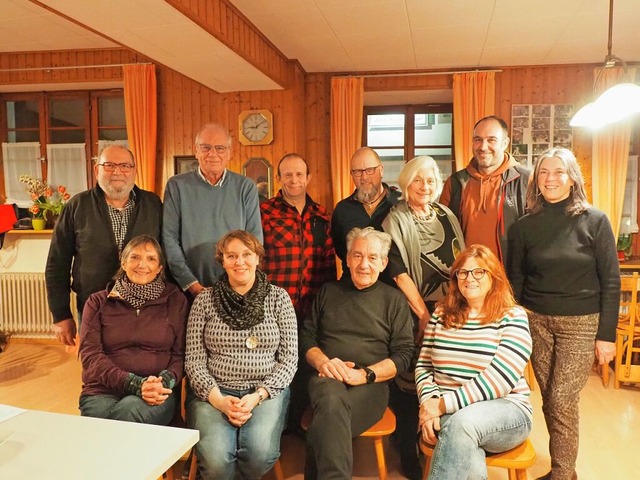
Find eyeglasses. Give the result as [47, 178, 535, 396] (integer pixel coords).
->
[351, 165, 381, 177]
[455, 268, 487, 280]
[98, 162, 135, 172]
[197, 143, 231, 154]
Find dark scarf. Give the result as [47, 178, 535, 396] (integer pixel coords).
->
[114, 273, 165, 309]
[212, 269, 270, 330]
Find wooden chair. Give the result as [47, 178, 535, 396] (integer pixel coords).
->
[419, 437, 536, 480]
[301, 406, 396, 480]
[613, 272, 640, 388]
[524, 360, 535, 391]
[165, 381, 285, 480]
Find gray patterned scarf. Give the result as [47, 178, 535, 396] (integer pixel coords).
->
[213, 269, 270, 330]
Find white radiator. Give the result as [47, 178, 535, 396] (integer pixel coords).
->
[0, 272, 76, 339]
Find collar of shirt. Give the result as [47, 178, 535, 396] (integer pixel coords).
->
[197, 166, 227, 186]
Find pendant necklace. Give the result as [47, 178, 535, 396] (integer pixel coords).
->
[246, 329, 259, 349]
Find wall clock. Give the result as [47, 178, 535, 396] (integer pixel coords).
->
[238, 109, 274, 146]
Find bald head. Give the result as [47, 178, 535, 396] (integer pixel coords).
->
[350, 147, 384, 203]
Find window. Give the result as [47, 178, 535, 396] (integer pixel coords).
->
[364, 104, 453, 189]
[1, 90, 126, 206]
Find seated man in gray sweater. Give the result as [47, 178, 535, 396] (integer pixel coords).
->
[300, 227, 414, 479]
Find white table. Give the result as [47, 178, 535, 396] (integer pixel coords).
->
[0, 405, 199, 480]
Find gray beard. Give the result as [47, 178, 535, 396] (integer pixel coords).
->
[99, 180, 132, 201]
[356, 186, 381, 203]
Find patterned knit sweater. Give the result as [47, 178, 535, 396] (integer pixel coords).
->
[185, 284, 298, 401]
[415, 306, 532, 417]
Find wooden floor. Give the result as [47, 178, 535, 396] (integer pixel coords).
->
[1, 342, 638, 479]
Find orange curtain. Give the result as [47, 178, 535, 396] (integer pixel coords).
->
[330, 77, 364, 206]
[591, 67, 636, 238]
[123, 64, 157, 192]
[452, 72, 496, 171]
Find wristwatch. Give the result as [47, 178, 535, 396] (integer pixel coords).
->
[364, 367, 376, 384]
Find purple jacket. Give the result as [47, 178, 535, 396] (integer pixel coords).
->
[79, 282, 188, 398]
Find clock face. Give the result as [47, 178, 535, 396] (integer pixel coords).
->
[242, 113, 270, 142]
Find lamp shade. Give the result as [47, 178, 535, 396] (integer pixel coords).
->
[571, 82, 640, 128]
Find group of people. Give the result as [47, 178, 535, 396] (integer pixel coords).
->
[43, 115, 619, 480]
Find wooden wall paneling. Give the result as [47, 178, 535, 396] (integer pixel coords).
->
[303, 73, 333, 211]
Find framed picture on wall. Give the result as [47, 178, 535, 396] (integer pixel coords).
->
[174, 155, 198, 175]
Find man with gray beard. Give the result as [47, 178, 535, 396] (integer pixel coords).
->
[45, 145, 162, 346]
[331, 147, 400, 282]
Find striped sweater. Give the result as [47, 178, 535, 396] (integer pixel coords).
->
[415, 306, 532, 417]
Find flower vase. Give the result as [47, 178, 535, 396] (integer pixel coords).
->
[32, 218, 46, 230]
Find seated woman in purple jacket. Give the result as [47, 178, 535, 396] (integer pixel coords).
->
[79, 235, 188, 425]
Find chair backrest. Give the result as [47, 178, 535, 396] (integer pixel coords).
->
[619, 272, 639, 332]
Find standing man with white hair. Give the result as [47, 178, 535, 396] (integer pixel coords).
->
[46, 145, 163, 346]
[162, 123, 263, 296]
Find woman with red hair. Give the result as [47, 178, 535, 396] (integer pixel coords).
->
[415, 244, 532, 479]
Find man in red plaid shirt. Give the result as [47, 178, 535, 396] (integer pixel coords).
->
[260, 153, 336, 322]
[261, 153, 337, 432]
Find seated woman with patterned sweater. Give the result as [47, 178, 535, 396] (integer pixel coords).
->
[79, 235, 188, 426]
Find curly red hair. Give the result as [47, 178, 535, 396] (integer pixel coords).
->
[439, 244, 516, 328]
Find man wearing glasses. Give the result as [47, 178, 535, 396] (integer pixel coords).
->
[331, 147, 400, 282]
[162, 123, 262, 296]
[45, 145, 162, 346]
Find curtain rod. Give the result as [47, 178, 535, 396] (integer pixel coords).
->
[338, 68, 503, 78]
[0, 62, 152, 73]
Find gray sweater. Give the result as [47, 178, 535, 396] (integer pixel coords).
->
[162, 169, 263, 289]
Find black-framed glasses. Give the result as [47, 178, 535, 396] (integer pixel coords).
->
[455, 268, 487, 280]
[351, 165, 381, 177]
[198, 143, 230, 154]
[98, 162, 135, 172]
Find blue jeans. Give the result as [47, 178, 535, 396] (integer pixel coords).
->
[187, 387, 289, 480]
[428, 398, 532, 480]
[79, 393, 177, 426]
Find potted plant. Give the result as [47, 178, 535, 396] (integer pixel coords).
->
[19, 175, 70, 230]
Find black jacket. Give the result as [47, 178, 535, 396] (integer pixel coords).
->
[45, 184, 162, 322]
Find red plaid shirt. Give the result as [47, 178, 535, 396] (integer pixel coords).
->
[260, 192, 336, 319]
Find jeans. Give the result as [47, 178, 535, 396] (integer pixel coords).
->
[79, 393, 176, 426]
[428, 398, 532, 480]
[529, 311, 598, 480]
[187, 387, 289, 480]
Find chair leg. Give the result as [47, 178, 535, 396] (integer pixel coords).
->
[602, 361, 610, 388]
[272, 458, 284, 480]
[422, 456, 430, 480]
[188, 449, 198, 480]
[372, 436, 387, 480]
[513, 467, 528, 480]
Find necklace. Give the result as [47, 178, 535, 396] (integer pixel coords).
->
[246, 331, 260, 349]
[361, 189, 385, 207]
[410, 204, 435, 222]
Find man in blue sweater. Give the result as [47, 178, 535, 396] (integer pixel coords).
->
[162, 123, 263, 296]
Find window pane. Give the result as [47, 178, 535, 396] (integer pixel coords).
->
[99, 97, 126, 125]
[49, 99, 85, 128]
[374, 148, 404, 189]
[415, 113, 452, 146]
[415, 147, 453, 179]
[98, 128, 128, 141]
[49, 130, 86, 143]
[8, 130, 40, 142]
[367, 114, 405, 147]
[7, 101, 39, 129]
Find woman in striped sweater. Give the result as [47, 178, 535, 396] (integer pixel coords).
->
[415, 244, 532, 479]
